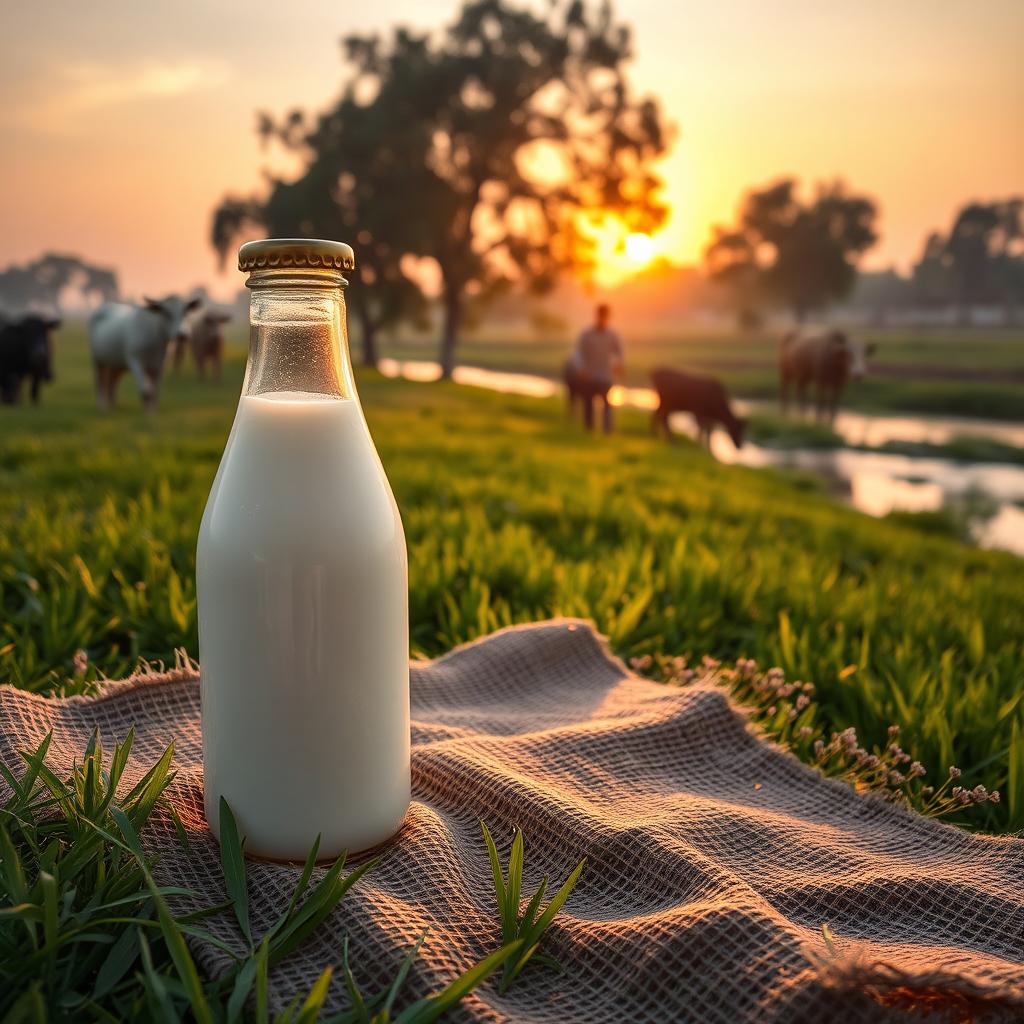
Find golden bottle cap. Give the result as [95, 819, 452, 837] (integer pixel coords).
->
[238, 238, 356, 273]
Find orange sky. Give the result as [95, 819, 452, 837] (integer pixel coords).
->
[1, 1, 1022, 299]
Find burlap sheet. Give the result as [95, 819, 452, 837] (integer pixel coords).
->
[2, 619, 1023, 1022]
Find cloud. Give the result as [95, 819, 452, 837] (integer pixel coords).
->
[4, 59, 231, 133]
[59, 60, 230, 109]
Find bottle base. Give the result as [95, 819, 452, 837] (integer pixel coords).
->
[238, 813, 411, 866]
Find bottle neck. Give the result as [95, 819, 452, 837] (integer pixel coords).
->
[243, 276, 355, 400]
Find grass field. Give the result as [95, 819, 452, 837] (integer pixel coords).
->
[2, 323, 1023, 1018]
[383, 325, 1024, 419]
[2, 325, 1023, 834]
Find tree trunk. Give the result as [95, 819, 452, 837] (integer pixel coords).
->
[349, 287, 379, 369]
[439, 285, 461, 381]
[360, 319, 379, 369]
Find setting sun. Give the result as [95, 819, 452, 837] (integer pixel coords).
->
[624, 233, 655, 266]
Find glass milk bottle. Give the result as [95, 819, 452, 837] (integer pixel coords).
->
[197, 238, 410, 861]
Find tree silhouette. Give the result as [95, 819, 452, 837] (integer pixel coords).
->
[212, 0, 670, 376]
[0, 254, 119, 314]
[911, 198, 1024, 324]
[706, 179, 878, 322]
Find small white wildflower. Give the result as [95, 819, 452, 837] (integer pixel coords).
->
[949, 766, 962, 779]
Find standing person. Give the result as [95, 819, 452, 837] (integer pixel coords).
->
[568, 303, 624, 433]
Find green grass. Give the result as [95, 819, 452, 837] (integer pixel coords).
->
[382, 325, 1024, 419]
[1, 325, 1023, 839]
[0, 728, 532, 1021]
[3, 323, 1023, 1017]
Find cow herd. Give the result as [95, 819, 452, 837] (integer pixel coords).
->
[568, 329, 874, 451]
[0, 297, 233, 411]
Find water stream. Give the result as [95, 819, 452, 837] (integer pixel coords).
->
[377, 358, 1024, 556]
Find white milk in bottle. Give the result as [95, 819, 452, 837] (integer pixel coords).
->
[197, 239, 409, 860]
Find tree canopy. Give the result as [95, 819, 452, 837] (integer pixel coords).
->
[705, 178, 878, 323]
[212, 0, 670, 373]
[0, 254, 119, 316]
[911, 199, 1023, 322]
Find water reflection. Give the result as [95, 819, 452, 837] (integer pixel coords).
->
[376, 358, 1024, 556]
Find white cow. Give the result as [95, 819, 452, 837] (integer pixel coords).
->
[779, 329, 876, 422]
[89, 295, 199, 411]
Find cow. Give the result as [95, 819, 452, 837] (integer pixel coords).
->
[88, 295, 199, 411]
[0, 314, 60, 405]
[174, 307, 231, 380]
[779, 329, 875, 422]
[650, 367, 746, 450]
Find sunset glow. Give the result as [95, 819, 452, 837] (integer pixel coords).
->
[582, 216, 671, 287]
[624, 233, 655, 266]
[1, 2, 1022, 298]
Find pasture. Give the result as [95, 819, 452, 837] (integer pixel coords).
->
[1, 323, 1022, 833]
[385, 325, 1024, 419]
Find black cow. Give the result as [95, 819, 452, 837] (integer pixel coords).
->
[650, 367, 746, 449]
[0, 314, 60, 405]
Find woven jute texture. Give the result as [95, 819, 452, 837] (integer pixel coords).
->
[2, 619, 1023, 1022]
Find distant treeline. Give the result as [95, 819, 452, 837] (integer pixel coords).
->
[704, 185, 1023, 328]
[0, 253, 119, 316]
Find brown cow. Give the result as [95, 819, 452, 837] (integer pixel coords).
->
[175, 308, 231, 380]
[650, 367, 746, 449]
[779, 329, 875, 421]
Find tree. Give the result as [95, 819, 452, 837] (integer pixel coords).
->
[0, 253, 119, 315]
[705, 178, 878, 322]
[911, 198, 1024, 324]
[213, 0, 670, 377]
[212, 102, 429, 367]
[703, 226, 761, 328]
[946, 200, 1023, 324]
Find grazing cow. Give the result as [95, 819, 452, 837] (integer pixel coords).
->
[0, 314, 60, 405]
[650, 367, 746, 450]
[174, 307, 231, 380]
[779, 329, 875, 421]
[88, 295, 199, 411]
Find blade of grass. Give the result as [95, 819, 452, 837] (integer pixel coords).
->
[217, 797, 252, 948]
[479, 821, 506, 921]
[110, 804, 214, 1024]
[340, 937, 368, 1022]
[295, 967, 334, 1024]
[93, 913, 149, 998]
[226, 952, 259, 1024]
[395, 941, 523, 1024]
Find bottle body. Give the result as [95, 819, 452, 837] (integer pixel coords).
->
[197, 245, 409, 860]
